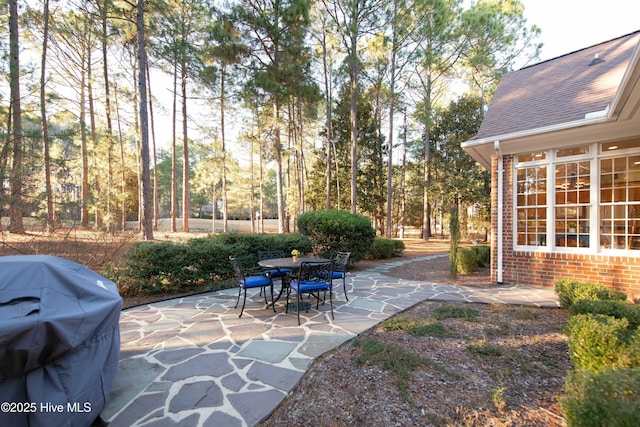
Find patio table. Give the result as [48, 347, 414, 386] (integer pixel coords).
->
[258, 257, 329, 307]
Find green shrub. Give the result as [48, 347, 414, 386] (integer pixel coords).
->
[571, 299, 640, 330]
[470, 244, 491, 267]
[297, 210, 375, 262]
[555, 279, 628, 309]
[456, 247, 478, 274]
[564, 314, 634, 372]
[561, 368, 640, 427]
[367, 237, 404, 259]
[108, 233, 313, 297]
[115, 241, 193, 295]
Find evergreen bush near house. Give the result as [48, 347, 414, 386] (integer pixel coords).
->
[564, 314, 635, 372]
[367, 237, 404, 259]
[561, 368, 640, 427]
[297, 210, 376, 262]
[554, 278, 628, 309]
[570, 299, 640, 330]
[470, 244, 490, 267]
[455, 248, 478, 273]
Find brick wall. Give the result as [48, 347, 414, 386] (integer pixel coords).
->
[490, 155, 640, 301]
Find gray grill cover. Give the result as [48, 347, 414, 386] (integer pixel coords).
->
[0, 255, 122, 427]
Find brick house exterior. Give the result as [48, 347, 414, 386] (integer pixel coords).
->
[463, 31, 640, 301]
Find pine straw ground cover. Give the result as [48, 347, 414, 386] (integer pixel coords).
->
[259, 253, 572, 427]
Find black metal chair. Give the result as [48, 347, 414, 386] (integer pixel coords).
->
[329, 251, 351, 301]
[286, 260, 335, 325]
[229, 256, 275, 318]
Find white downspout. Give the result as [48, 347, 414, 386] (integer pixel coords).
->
[494, 140, 503, 284]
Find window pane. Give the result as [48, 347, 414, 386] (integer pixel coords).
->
[600, 155, 640, 251]
[515, 165, 547, 247]
[557, 145, 589, 157]
[517, 151, 546, 162]
[555, 160, 590, 248]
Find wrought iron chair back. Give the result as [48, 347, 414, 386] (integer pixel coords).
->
[229, 255, 275, 318]
[287, 260, 335, 325]
[330, 251, 351, 300]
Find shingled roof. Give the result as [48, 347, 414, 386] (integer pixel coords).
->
[473, 30, 640, 141]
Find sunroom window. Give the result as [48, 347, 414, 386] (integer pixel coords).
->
[514, 140, 640, 253]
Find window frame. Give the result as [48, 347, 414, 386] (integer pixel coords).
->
[512, 141, 640, 256]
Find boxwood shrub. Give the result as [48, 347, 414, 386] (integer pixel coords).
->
[554, 279, 628, 309]
[297, 210, 375, 262]
[564, 314, 635, 372]
[570, 299, 640, 330]
[561, 368, 640, 427]
[367, 238, 405, 259]
[456, 247, 478, 273]
[470, 244, 490, 267]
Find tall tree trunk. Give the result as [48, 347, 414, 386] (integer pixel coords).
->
[40, 0, 54, 232]
[181, 62, 189, 233]
[422, 126, 431, 240]
[146, 60, 159, 231]
[349, 30, 358, 214]
[171, 62, 178, 232]
[9, 0, 24, 234]
[385, 45, 397, 238]
[114, 86, 126, 231]
[297, 96, 305, 217]
[322, 22, 332, 210]
[88, 46, 102, 229]
[399, 109, 407, 239]
[220, 66, 228, 233]
[80, 53, 89, 228]
[422, 75, 432, 240]
[137, 0, 153, 240]
[274, 96, 286, 233]
[100, 0, 114, 229]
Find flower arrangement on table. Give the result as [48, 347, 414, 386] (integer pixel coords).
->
[291, 249, 300, 261]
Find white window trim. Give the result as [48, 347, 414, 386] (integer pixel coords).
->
[512, 142, 640, 257]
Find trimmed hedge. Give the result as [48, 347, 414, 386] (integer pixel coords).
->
[561, 368, 640, 427]
[455, 248, 478, 273]
[470, 244, 490, 267]
[297, 210, 375, 262]
[564, 314, 636, 372]
[107, 233, 312, 296]
[555, 279, 627, 309]
[570, 299, 640, 330]
[367, 238, 405, 259]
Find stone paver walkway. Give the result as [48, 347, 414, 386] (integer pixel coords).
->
[101, 255, 559, 426]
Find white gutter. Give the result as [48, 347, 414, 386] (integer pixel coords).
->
[494, 140, 503, 284]
[462, 114, 612, 152]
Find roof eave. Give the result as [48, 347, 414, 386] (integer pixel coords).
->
[462, 115, 611, 169]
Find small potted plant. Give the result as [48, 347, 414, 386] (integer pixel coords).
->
[291, 249, 300, 262]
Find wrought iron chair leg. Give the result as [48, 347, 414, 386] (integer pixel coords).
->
[269, 286, 276, 313]
[235, 288, 241, 309]
[239, 289, 248, 318]
[343, 277, 349, 301]
[329, 289, 334, 320]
